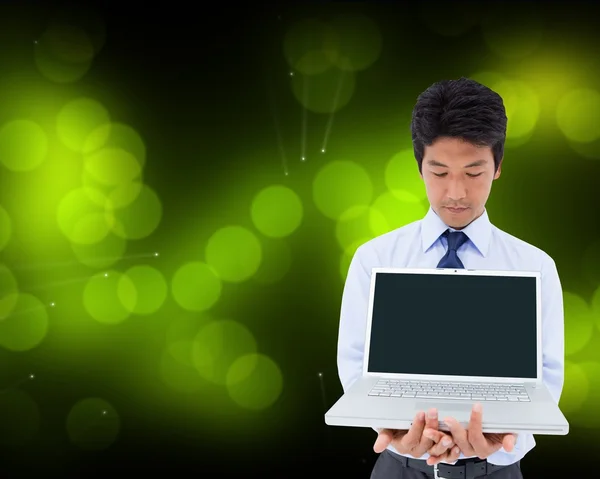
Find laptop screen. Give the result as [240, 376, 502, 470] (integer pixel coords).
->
[367, 271, 538, 379]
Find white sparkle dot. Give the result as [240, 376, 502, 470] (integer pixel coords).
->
[104, 273, 109, 278]
[289, 72, 294, 76]
[154, 252, 159, 257]
[50, 302, 55, 307]
[102, 410, 107, 415]
[29, 374, 35, 379]
[301, 157, 305, 161]
[318, 372, 323, 377]
[321, 149, 325, 153]
[285, 172, 289, 176]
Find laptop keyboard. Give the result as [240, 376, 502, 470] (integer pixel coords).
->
[368, 379, 530, 402]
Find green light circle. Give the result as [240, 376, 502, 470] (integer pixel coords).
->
[159, 348, 204, 393]
[226, 353, 283, 410]
[83, 122, 146, 169]
[481, 4, 543, 60]
[66, 398, 120, 451]
[56, 98, 110, 152]
[70, 233, 127, 269]
[560, 360, 589, 416]
[493, 80, 540, 142]
[291, 68, 355, 114]
[313, 161, 373, 220]
[369, 191, 428, 236]
[283, 19, 334, 75]
[0, 119, 49, 172]
[323, 14, 383, 72]
[166, 312, 212, 366]
[57, 187, 114, 244]
[251, 185, 303, 238]
[109, 184, 162, 240]
[0, 205, 11, 252]
[205, 226, 262, 283]
[0, 263, 19, 320]
[0, 389, 40, 446]
[385, 149, 427, 200]
[83, 271, 136, 324]
[0, 293, 49, 351]
[84, 147, 142, 187]
[253, 238, 293, 285]
[191, 320, 257, 385]
[571, 361, 600, 429]
[340, 238, 369, 283]
[592, 285, 600, 332]
[556, 89, 600, 144]
[171, 262, 222, 312]
[34, 25, 94, 83]
[336, 206, 376, 251]
[563, 291, 594, 357]
[118, 265, 167, 315]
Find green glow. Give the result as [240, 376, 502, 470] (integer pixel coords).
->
[0, 119, 48, 172]
[107, 181, 143, 208]
[335, 206, 380, 251]
[57, 187, 114, 244]
[369, 191, 428, 236]
[166, 312, 212, 366]
[56, 98, 110, 152]
[570, 361, 600, 429]
[385, 150, 427, 201]
[0, 205, 11, 252]
[323, 14, 383, 72]
[340, 238, 369, 283]
[556, 89, 600, 143]
[563, 291, 594, 357]
[0, 264, 19, 320]
[252, 238, 292, 285]
[582, 240, 600, 286]
[226, 353, 283, 410]
[291, 68, 355, 114]
[66, 398, 120, 451]
[592, 285, 600, 332]
[83, 271, 136, 324]
[205, 226, 262, 283]
[251, 185, 303, 238]
[312, 161, 373, 220]
[480, 4, 543, 60]
[493, 80, 540, 145]
[118, 265, 167, 315]
[283, 19, 333, 75]
[159, 348, 204, 393]
[34, 24, 94, 83]
[0, 293, 49, 351]
[83, 122, 146, 169]
[84, 147, 142, 187]
[110, 184, 162, 240]
[171, 262, 222, 312]
[560, 360, 589, 416]
[191, 320, 257, 385]
[70, 233, 127, 269]
[0, 390, 40, 445]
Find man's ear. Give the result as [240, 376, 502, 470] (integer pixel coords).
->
[494, 159, 503, 179]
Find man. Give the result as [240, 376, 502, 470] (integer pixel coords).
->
[336, 78, 564, 478]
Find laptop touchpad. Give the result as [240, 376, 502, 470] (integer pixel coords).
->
[417, 402, 473, 415]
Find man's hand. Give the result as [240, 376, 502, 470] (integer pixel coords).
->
[423, 427, 461, 465]
[373, 408, 454, 459]
[444, 403, 517, 460]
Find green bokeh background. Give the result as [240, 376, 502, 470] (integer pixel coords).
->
[0, 1, 599, 476]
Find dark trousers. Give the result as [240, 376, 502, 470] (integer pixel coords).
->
[371, 450, 523, 479]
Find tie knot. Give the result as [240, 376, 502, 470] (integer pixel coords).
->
[444, 230, 468, 251]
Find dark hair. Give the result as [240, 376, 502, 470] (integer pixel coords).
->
[410, 77, 507, 173]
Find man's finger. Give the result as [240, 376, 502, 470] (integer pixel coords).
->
[502, 434, 516, 452]
[444, 416, 473, 456]
[373, 429, 395, 453]
[401, 411, 426, 448]
[427, 433, 454, 458]
[418, 408, 439, 450]
[467, 403, 488, 455]
[446, 445, 461, 463]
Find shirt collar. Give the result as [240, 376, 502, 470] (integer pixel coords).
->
[421, 206, 492, 257]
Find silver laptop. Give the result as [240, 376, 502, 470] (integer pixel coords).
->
[325, 267, 569, 435]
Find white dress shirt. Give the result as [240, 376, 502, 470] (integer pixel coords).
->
[337, 206, 564, 466]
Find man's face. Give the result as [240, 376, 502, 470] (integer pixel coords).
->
[421, 136, 501, 229]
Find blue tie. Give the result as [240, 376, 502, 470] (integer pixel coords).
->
[437, 230, 468, 269]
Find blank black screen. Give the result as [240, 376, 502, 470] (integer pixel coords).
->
[367, 272, 537, 379]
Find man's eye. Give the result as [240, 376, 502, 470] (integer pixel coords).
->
[433, 172, 447, 177]
[467, 173, 483, 178]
